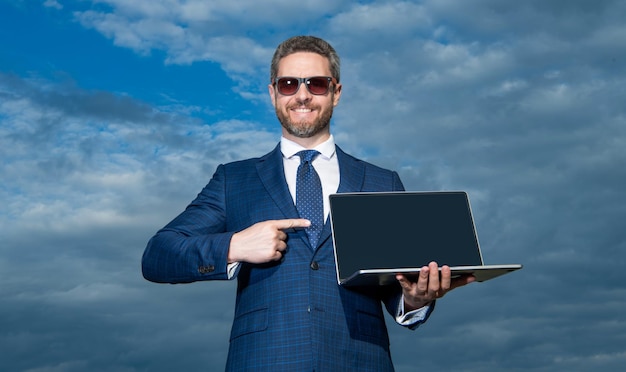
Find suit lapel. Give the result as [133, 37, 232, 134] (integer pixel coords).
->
[335, 146, 366, 194]
[257, 144, 312, 248]
[316, 146, 365, 250]
[256, 144, 300, 220]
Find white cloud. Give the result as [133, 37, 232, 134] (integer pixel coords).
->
[0, 74, 275, 240]
[329, 2, 431, 36]
[43, 0, 63, 10]
[74, 0, 343, 75]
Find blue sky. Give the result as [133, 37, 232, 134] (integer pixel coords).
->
[1, 1, 626, 371]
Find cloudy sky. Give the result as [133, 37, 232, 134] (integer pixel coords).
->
[1, 0, 625, 371]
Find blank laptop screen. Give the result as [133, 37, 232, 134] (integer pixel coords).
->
[329, 191, 484, 280]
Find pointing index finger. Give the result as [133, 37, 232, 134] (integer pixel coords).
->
[274, 218, 311, 230]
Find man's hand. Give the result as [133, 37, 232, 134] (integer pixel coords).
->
[396, 261, 475, 311]
[228, 219, 311, 264]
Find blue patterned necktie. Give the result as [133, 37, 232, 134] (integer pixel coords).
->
[295, 150, 324, 248]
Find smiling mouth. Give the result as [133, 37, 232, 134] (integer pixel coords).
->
[292, 108, 313, 113]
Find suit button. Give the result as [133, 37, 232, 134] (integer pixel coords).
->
[310, 261, 319, 270]
[198, 265, 215, 274]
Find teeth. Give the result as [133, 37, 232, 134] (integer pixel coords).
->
[293, 108, 312, 113]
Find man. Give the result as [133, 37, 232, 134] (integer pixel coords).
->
[142, 35, 473, 371]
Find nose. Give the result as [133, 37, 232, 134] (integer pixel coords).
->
[294, 81, 312, 103]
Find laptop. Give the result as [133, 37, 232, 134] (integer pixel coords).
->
[329, 191, 522, 287]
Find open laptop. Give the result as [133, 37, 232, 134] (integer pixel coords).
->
[329, 191, 522, 287]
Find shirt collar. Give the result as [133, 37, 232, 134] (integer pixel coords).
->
[280, 135, 336, 160]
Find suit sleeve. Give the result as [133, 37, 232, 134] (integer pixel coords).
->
[142, 165, 234, 283]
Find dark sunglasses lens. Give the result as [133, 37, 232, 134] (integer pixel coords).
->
[277, 78, 299, 95]
[307, 77, 330, 95]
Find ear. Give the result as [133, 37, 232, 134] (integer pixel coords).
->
[332, 83, 342, 107]
[268, 83, 277, 108]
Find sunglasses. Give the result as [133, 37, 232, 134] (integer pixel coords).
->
[273, 76, 337, 96]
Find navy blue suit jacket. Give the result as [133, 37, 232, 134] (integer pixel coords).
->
[142, 144, 432, 371]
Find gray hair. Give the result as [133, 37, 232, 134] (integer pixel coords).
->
[270, 36, 340, 83]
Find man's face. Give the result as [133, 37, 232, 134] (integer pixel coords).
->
[269, 52, 342, 141]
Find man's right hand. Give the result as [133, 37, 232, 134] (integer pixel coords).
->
[228, 219, 311, 264]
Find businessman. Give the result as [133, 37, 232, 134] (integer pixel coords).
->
[142, 35, 474, 371]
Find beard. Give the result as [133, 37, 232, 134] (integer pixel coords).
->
[275, 103, 334, 138]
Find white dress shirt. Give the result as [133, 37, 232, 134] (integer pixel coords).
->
[280, 135, 339, 223]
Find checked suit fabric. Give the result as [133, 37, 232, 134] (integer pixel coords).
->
[141, 144, 429, 371]
[295, 150, 323, 248]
